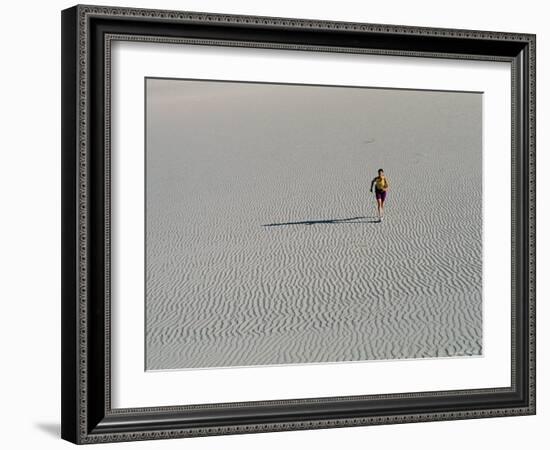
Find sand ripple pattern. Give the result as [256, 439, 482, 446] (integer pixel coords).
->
[145, 81, 483, 370]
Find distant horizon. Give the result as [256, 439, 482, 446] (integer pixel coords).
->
[145, 75, 485, 95]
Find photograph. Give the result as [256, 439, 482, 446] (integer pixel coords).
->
[145, 78, 484, 371]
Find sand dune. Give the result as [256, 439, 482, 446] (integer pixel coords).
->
[145, 79, 482, 370]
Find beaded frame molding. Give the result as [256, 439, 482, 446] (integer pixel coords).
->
[61, 4, 536, 445]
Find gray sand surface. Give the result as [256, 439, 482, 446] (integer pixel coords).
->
[145, 79, 482, 370]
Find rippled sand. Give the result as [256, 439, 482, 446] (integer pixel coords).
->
[145, 79, 482, 370]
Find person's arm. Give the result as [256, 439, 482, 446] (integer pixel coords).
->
[370, 177, 377, 192]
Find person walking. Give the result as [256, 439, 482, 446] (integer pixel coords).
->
[370, 168, 389, 222]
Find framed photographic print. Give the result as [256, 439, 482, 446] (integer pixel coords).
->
[61, 4, 536, 444]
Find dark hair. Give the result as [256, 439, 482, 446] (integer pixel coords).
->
[378, 168, 384, 174]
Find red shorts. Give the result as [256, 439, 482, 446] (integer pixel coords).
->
[375, 189, 387, 201]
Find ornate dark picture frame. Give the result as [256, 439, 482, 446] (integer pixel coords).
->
[61, 4, 536, 444]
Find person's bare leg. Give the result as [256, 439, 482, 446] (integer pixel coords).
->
[376, 199, 382, 221]
[380, 200, 385, 219]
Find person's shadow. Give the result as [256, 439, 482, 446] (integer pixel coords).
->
[262, 216, 379, 227]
